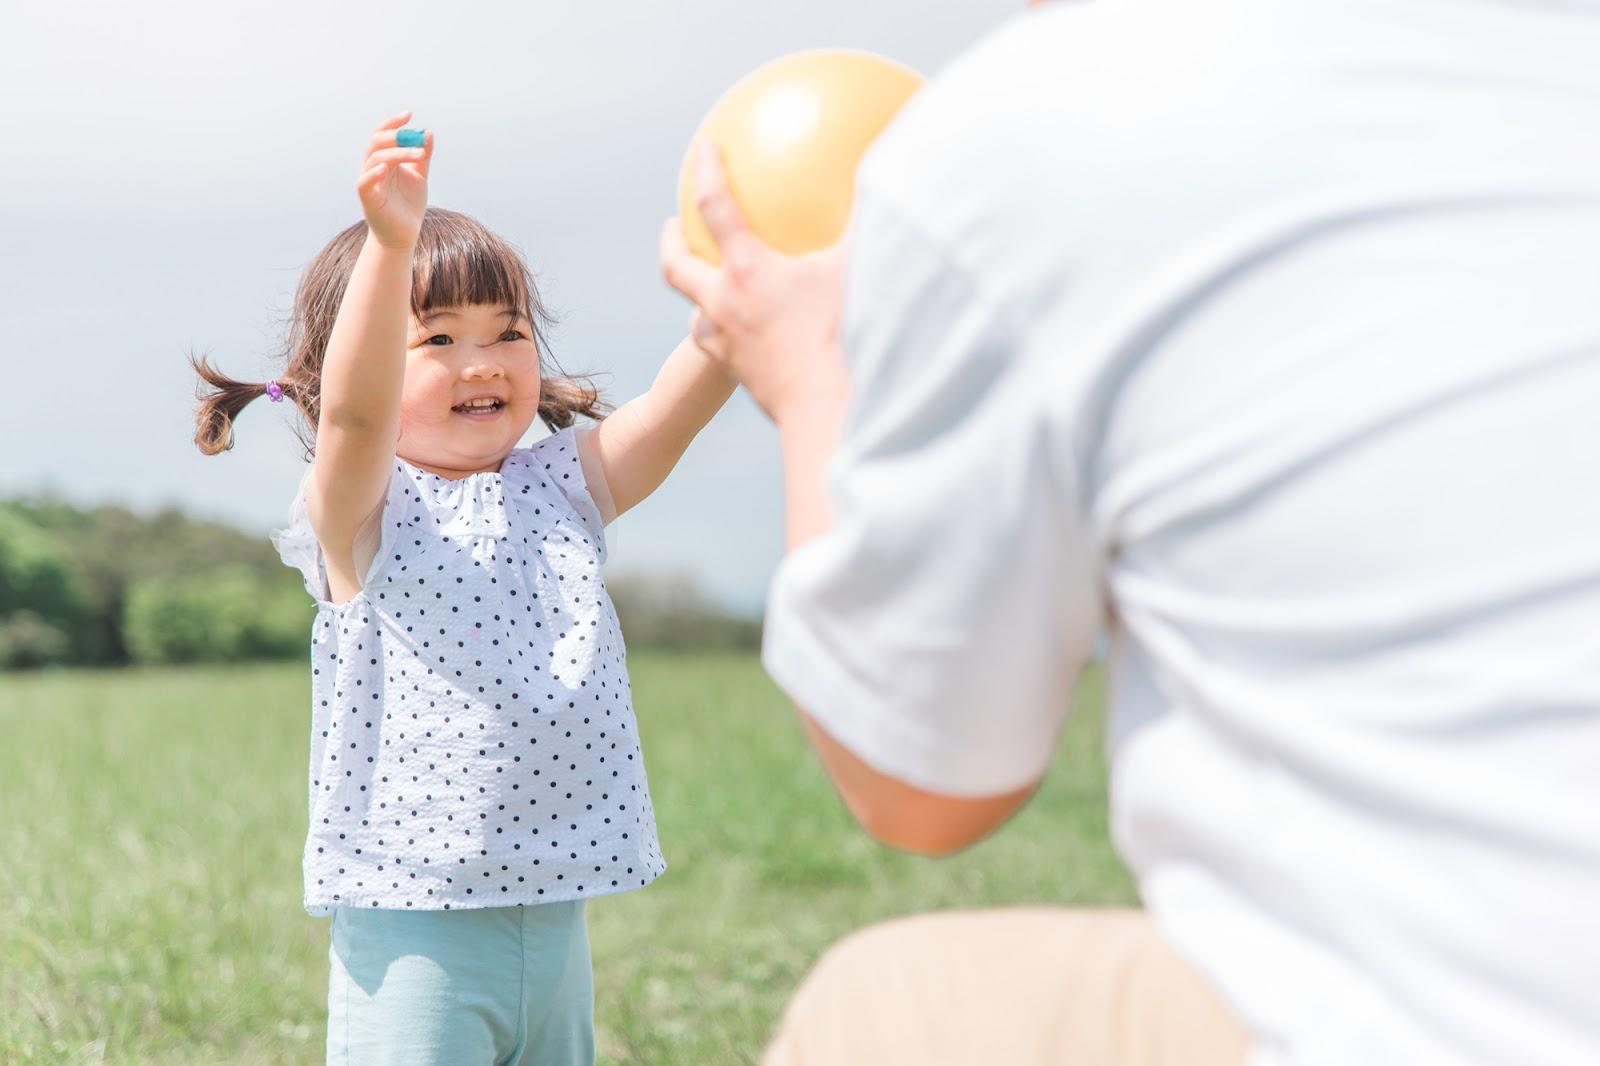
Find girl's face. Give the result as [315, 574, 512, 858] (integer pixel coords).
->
[396, 302, 543, 477]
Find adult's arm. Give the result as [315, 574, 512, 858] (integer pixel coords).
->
[661, 144, 1098, 853]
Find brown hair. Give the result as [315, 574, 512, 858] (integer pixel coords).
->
[192, 207, 609, 457]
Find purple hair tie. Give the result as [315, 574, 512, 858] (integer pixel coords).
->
[265, 380, 284, 403]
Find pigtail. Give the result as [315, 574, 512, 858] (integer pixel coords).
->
[191, 352, 290, 455]
[538, 373, 613, 430]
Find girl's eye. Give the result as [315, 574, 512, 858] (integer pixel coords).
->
[499, 329, 527, 342]
[425, 334, 451, 346]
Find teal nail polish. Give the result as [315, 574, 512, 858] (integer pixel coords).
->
[396, 128, 425, 148]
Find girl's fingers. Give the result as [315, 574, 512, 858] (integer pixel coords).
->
[374, 131, 434, 175]
[364, 146, 429, 168]
[689, 310, 726, 362]
[357, 118, 429, 206]
[358, 164, 391, 205]
[367, 127, 431, 153]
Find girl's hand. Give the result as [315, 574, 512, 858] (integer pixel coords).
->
[659, 141, 848, 429]
[357, 110, 434, 251]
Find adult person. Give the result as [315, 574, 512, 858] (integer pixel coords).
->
[659, 1, 1600, 1062]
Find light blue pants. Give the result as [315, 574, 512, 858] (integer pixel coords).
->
[326, 902, 594, 1066]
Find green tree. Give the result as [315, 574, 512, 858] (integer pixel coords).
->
[3, 499, 294, 665]
[0, 509, 88, 667]
[122, 566, 313, 665]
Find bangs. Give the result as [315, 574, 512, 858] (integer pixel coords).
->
[410, 208, 537, 324]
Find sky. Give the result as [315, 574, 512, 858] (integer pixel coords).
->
[0, 0, 1022, 613]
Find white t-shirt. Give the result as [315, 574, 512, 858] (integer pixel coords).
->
[762, 2, 1600, 1063]
[273, 427, 665, 915]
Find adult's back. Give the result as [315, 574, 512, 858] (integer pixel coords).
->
[767, 1, 1600, 1061]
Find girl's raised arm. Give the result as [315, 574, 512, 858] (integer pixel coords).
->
[584, 336, 736, 520]
[306, 111, 434, 602]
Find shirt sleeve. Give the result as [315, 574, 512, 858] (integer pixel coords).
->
[270, 470, 328, 601]
[270, 463, 411, 606]
[530, 425, 610, 560]
[761, 196, 1104, 797]
[574, 423, 618, 527]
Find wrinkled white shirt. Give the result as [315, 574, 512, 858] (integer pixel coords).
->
[763, 2, 1600, 1062]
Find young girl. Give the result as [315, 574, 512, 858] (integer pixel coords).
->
[192, 110, 734, 1065]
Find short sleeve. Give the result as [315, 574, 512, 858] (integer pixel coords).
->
[530, 425, 609, 561]
[270, 470, 327, 601]
[270, 465, 409, 606]
[574, 424, 618, 527]
[761, 196, 1104, 797]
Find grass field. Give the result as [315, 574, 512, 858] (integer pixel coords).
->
[1, 654, 1133, 1065]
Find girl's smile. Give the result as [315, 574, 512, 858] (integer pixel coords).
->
[452, 394, 509, 419]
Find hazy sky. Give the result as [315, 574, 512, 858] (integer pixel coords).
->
[1, 0, 1021, 612]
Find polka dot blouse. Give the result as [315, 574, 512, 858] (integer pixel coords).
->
[272, 427, 665, 915]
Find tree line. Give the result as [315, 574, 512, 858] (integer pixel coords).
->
[0, 499, 759, 670]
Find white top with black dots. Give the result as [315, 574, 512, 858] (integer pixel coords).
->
[272, 427, 665, 915]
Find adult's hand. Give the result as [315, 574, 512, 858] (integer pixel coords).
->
[658, 141, 849, 429]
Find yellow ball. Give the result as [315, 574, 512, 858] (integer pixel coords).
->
[679, 49, 925, 265]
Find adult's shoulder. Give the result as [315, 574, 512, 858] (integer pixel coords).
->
[861, 1, 1256, 281]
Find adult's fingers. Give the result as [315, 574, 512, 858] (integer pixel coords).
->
[660, 217, 720, 308]
[692, 140, 756, 268]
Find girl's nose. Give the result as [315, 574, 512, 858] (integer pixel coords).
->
[461, 361, 505, 381]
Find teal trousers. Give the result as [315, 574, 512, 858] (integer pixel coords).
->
[326, 902, 594, 1066]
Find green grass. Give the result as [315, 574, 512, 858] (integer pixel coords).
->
[1, 655, 1132, 1065]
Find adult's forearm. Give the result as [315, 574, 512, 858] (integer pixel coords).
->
[774, 373, 1033, 853]
[776, 373, 849, 550]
